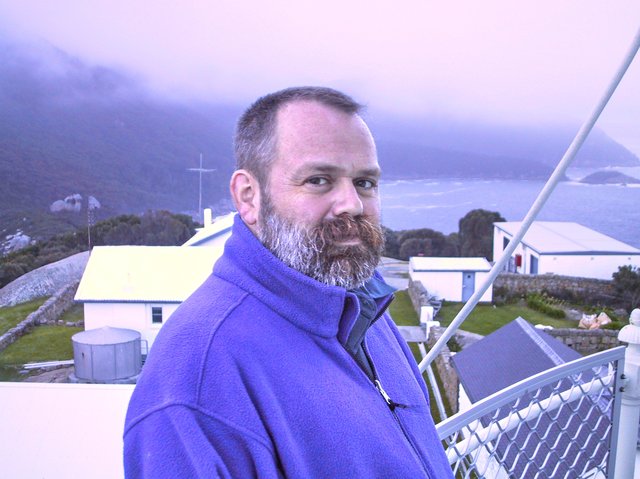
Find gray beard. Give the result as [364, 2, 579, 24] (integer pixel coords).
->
[257, 203, 383, 290]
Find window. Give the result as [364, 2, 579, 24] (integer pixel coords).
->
[530, 255, 538, 274]
[503, 237, 510, 250]
[151, 306, 163, 324]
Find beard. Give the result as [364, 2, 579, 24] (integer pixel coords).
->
[257, 197, 385, 290]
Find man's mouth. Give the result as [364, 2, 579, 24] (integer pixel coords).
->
[334, 237, 361, 246]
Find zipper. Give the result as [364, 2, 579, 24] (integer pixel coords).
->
[362, 340, 431, 478]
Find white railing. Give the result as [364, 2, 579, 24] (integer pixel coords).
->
[437, 347, 626, 478]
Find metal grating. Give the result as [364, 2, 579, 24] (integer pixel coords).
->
[436, 347, 626, 478]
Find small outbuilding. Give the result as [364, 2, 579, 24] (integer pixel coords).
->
[409, 257, 493, 302]
[75, 245, 224, 351]
[493, 221, 640, 279]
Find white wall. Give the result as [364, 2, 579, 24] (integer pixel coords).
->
[83, 302, 181, 350]
[538, 254, 640, 280]
[411, 271, 493, 302]
[493, 227, 640, 279]
[474, 272, 493, 302]
[0, 382, 134, 479]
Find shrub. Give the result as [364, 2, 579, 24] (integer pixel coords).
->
[526, 293, 566, 319]
[612, 265, 640, 313]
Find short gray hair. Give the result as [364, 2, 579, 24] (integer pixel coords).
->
[234, 86, 364, 187]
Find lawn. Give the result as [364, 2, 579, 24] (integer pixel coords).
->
[388, 289, 420, 326]
[437, 301, 578, 336]
[60, 303, 84, 324]
[0, 297, 48, 336]
[0, 300, 83, 381]
[0, 325, 82, 365]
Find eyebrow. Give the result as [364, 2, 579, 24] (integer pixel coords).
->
[296, 162, 381, 178]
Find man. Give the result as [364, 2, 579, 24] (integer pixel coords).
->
[124, 87, 452, 478]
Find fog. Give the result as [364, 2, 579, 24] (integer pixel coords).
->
[1, 0, 639, 154]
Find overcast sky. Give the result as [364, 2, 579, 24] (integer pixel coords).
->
[1, 1, 639, 155]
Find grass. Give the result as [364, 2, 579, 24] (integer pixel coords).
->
[0, 301, 83, 381]
[59, 303, 84, 323]
[0, 325, 82, 365]
[437, 301, 578, 336]
[389, 289, 420, 326]
[0, 297, 48, 336]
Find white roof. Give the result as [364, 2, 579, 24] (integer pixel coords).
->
[183, 212, 235, 247]
[494, 221, 640, 255]
[410, 257, 492, 272]
[75, 245, 223, 302]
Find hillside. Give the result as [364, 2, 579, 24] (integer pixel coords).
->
[370, 116, 640, 170]
[1, 39, 638, 243]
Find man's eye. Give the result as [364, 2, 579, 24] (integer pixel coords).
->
[356, 179, 377, 190]
[307, 177, 329, 186]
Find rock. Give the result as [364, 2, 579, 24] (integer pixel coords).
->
[0, 251, 89, 308]
[579, 313, 597, 329]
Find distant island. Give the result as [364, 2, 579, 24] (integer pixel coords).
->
[579, 170, 640, 185]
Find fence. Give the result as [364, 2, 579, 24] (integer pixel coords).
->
[436, 347, 625, 478]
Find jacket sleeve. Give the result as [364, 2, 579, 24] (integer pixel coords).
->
[124, 404, 283, 479]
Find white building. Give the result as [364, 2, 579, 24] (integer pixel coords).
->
[493, 221, 640, 280]
[182, 210, 234, 247]
[74, 245, 223, 350]
[409, 257, 493, 302]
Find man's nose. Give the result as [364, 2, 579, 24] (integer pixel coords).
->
[332, 181, 364, 217]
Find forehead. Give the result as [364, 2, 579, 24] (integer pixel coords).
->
[273, 100, 378, 171]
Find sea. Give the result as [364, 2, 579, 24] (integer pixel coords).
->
[379, 166, 640, 249]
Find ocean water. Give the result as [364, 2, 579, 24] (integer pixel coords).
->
[379, 167, 640, 248]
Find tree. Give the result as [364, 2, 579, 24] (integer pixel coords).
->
[612, 265, 640, 313]
[396, 228, 458, 260]
[458, 209, 505, 260]
[382, 226, 400, 259]
[399, 238, 433, 260]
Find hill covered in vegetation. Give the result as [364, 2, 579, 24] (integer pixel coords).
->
[2, 39, 637, 243]
[0, 210, 197, 289]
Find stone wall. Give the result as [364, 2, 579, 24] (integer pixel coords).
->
[544, 328, 621, 356]
[407, 277, 430, 314]
[0, 281, 80, 352]
[408, 277, 461, 413]
[493, 273, 619, 307]
[427, 326, 459, 414]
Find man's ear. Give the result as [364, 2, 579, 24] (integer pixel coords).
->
[230, 169, 260, 227]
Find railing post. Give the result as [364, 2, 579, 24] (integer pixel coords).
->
[614, 308, 640, 478]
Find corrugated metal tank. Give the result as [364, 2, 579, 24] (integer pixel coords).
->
[72, 326, 141, 383]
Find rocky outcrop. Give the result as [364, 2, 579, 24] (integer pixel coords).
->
[0, 251, 89, 308]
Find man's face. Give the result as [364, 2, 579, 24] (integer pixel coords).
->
[257, 100, 384, 289]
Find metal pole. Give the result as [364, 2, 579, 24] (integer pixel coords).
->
[614, 309, 640, 479]
[199, 152, 203, 220]
[419, 25, 640, 372]
[418, 342, 448, 422]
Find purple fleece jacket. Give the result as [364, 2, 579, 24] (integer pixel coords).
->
[123, 216, 453, 478]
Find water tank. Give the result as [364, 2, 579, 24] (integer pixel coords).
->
[71, 326, 142, 383]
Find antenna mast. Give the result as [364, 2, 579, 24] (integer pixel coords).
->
[187, 153, 216, 222]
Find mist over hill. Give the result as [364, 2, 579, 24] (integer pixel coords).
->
[1, 39, 637, 243]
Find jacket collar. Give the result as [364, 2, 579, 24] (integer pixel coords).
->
[213, 215, 393, 340]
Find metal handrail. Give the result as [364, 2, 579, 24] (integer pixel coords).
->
[436, 346, 626, 477]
